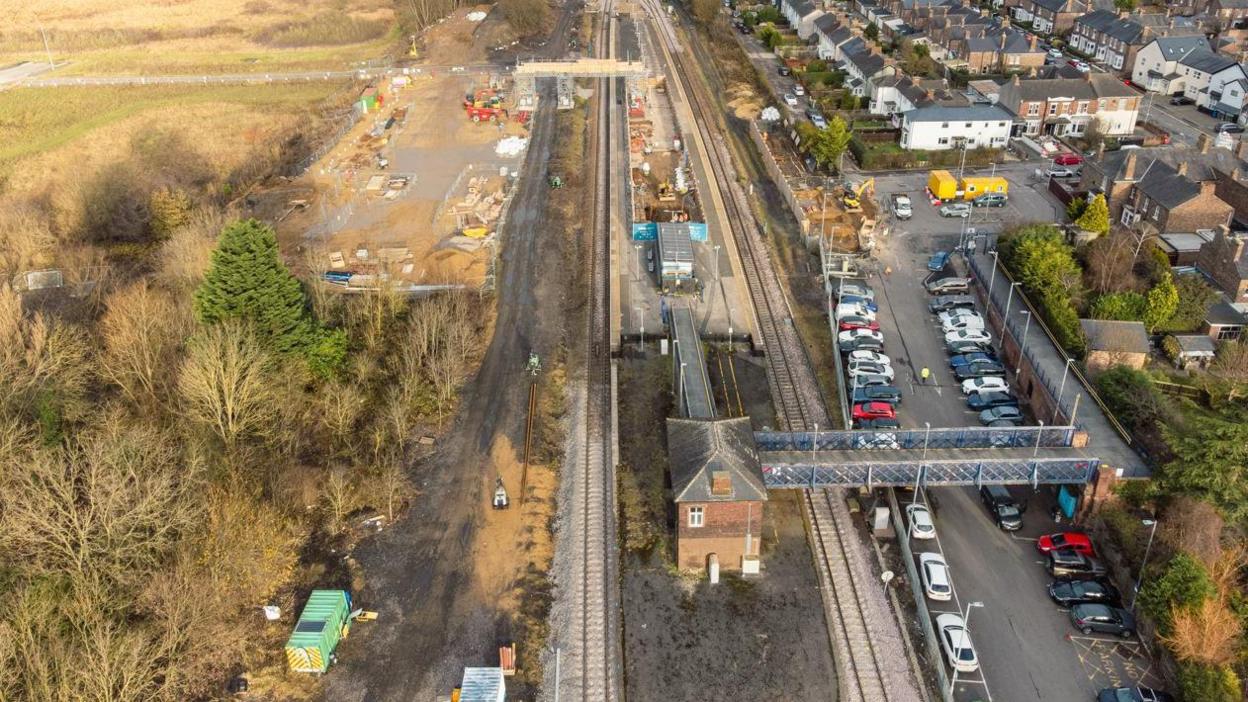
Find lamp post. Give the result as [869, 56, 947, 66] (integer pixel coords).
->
[713, 244, 722, 280]
[988, 250, 1000, 302]
[1054, 357, 1075, 423]
[633, 243, 642, 282]
[1019, 309, 1032, 357]
[1004, 281, 1021, 319]
[949, 601, 985, 696]
[1131, 518, 1159, 611]
[679, 362, 687, 415]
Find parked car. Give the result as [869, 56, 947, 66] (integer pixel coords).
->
[1168, 95, 1194, 106]
[954, 361, 1006, 380]
[906, 503, 936, 540]
[1070, 604, 1136, 637]
[951, 351, 999, 369]
[939, 201, 971, 218]
[1047, 48, 1063, 59]
[858, 417, 901, 429]
[928, 251, 951, 271]
[838, 315, 881, 332]
[919, 552, 953, 601]
[961, 375, 1008, 394]
[835, 301, 876, 321]
[1068, 59, 1091, 72]
[979, 405, 1024, 424]
[1054, 153, 1083, 166]
[840, 335, 884, 353]
[972, 193, 1007, 207]
[988, 417, 1021, 427]
[847, 350, 889, 365]
[836, 282, 874, 300]
[938, 308, 981, 324]
[1048, 550, 1109, 580]
[806, 108, 827, 129]
[1217, 121, 1245, 134]
[778, 65, 792, 77]
[1049, 579, 1121, 608]
[838, 328, 883, 345]
[947, 339, 991, 355]
[793, 83, 805, 96]
[847, 361, 895, 381]
[1046, 166, 1079, 178]
[892, 194, 913, 219]
[853, 432, 900, 449]
[926, 277, 971, 294]
[942, 317, 987, 335]
[852, 401, 896, 421]
[967, 390, 1018, 411]
[852, 385, 902, 404]
[1037, 532, 1095, 556]
[980, 483, 1023, 530]
[936, 613, 979, 672]
[929, 294, 976, 312]
[946, 328, 992, 345]
[838, 293, 878, 312]
[1097, 686, 1175, 702]
[854, 373, 893, 387]
[783, 93, 798, 107]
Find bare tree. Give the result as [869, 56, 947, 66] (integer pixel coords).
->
[0, 284, 93, 416]
[153, 210, 223, 292]
[177, 321, 277, 452]
[1160, 496, 1224, 569]
[319, 380, 366, 456]
[1083, 229, 1140, 295]
[100, 282, 192, 411]
[322, 467, 358, 533]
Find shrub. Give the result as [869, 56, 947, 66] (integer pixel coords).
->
[1139, 552, 1215, 634]
[259, 11, 392, 47]
[1178, 663, 1240, 702]
[1089, 291, 1146, 322]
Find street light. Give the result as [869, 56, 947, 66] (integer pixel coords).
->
[949, 601, 985, 696]
[988, 250, 1000, 301]
[1054, 357, 1076, 423]
[1004, 281, 1022, 318]
[633, 243, 642, 282]
[1131, 518, 1159, 611]
[713, 244, 722, 280]
[1019, 309, 1032, 357]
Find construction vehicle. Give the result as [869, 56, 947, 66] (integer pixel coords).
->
[492, 477, 509, 509]
[548, 175, 564, 188]
[842, 178, 875, 212]
[464, 89, 509, 123]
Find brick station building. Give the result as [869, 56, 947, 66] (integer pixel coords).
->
[666, 417, 768, 572]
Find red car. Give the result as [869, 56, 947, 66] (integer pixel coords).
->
[839, 316, 881, 331]
[852, 402, 896, 421]
[1037, 532, 1095, 556]
[1054, 153, 1083, 166]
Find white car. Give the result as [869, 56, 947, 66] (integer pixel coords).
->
[1071, 60, 1091, 73]
[962, 376, 1009, 395]
[837, 283, 875, 301]
[793, 84, 806, 96]
[1047, 47, 1063, 59]
[1046, 166, 1079, 178]
[937, 613, 979, 673]
[839, 328, 883, 344]
[919, 552, 953, 601]
[847, 362, 895, 381]
[946, 328, 992, 345]
[938, 309, 981, 324]
[906, 503, 936, 540]
[835, 302, 876, 321]
[941, 316, 986, 333]
[783, 93, 798, 107]
[847, 350, 891, 366]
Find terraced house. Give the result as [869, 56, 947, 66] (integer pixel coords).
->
[996, 73, 1141, 136]
[1132, 36, 1215, 93]
[1069, 10, 1150, 73]
[1011, 0, 1088, 35]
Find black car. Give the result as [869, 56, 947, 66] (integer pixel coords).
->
[779, 65, 792, 76]
[1071, 603, 1136, 637]
[1097, 686, 1175, 702]
[1048, 550, 1109, 580]
[947, 339, 991, 355]
[950, 351, 999, 368]
[928, 294, 976, 312]
[954, 361, 1006, 380]
[852, 385, 902, 404]
[840, 337, 884, 353]
[966, 390, 1018, 411]
[1049, 579, 1122, 607]
[972, 193, 1007, 207]
[1169, 95, 1195, 106]
[979, 484, 1023, 530]
[858, 417, 901, 429]
[1217, 122, 1245, 134]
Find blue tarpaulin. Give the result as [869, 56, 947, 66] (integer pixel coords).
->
[632, 222, 658, 240]
[688, 222, 708, 242]
[1057, 485, 1077, 519]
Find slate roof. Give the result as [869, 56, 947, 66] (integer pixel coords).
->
[1178, 49, 1239, 74]
[841, 36, 869, 55]
[1079, 319, 1150, 354]
[1135, 158, 1201, 210]
[1076, 10, 1148, 44]
[1034, 0, 1075, 13]
[814, 13, 842, 34]
[847, 49, 887, 76]
[1152, 35, 1211, 60]
[998, 73, 1136, 107]
[667, 417, 768, 503]
[826, 25, 855, 44]
[901, 104, 1015, 122]
[1174, 334, 1217, 356]
[1206, 300, 1248, 326]
[790, 0, 819, 16]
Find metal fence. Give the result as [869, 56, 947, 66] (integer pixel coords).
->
[762, 456, 1101, 489]
[754, 424, 1077, 452]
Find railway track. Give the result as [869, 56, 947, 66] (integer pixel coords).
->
[636, 5, 920, 702]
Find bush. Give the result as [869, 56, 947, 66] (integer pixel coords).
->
[259, 11, 392, 47]
[755, 6, 782, 23]
[1139, 553, 1215, 634]
[1179, 663, 1240, 702]
[1089, 291, 1146, 322]
[998, 224, 1086, 355]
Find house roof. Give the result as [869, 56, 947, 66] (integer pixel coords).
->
[901, 104, 1014, 122]
[667, 417, 768, 503]
[827, 26, 855, 44]
[1206, 300, 1248, 326]
[789, 0, 819, 16]
[1079, 319, 1150, 354]
[847, 49, 887, 76]
[998, 73, 1136, 106]
[1174, 334, 1217, 356]
[1135, 158, 1202, 210]
[814, 13, 842, 34]
[1152, 35, 1211, 61]
[1178, 49, 1239, 75]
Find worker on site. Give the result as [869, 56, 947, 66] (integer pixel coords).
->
[920, 367, 930, 384]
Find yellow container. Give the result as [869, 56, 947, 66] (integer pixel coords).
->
[927, 170, 958, 200]
[960, 176, 1008, 200]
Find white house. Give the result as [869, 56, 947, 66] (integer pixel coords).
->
[843, 47, 896, 97]
[1131, 36, 1212, 93]
[814, 15, 856, 60]
[898, 105, 1014, 150]
[781, 0, 825, 40]
[1180, 54, 1248, 118]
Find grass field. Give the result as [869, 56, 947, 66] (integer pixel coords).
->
[1, 0, 399, 74]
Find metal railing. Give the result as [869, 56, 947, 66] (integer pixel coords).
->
[762, 456, 1101, 489]
[754, 424, 1076, 451]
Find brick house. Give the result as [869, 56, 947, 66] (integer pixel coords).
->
[1121, 159, 1235, 234]
[1078, 147, 1148, 221]
[667, 417, 767, 572]
[1069, 11, 1150, 74]
[1204, 301, 1248, 340]
[1207, 0, 1248, 32]
[996, 73, 1141, 137]
[1196, 229, 1248, 302]
[961, 29, 1046, 73]
[1012, 0, 1087, 35]
[1080, 320, 1150, 372]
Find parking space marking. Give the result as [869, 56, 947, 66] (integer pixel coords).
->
[1010, 534, 1039, 542]
[1068, 634, 1162, 692]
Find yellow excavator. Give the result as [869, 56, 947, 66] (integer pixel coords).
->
[842, 177, 875, 212]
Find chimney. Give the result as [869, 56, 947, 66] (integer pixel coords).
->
[1200, 180, 1217, 196]
[1013, 73, 1022, 86]
[1178, 161, 1188, 176]
[1123, 151, 1138, 180]
[1000, 32, 1007, 49]
[1199, 132, 1211, 154]
[710, 471, 733, 496]
[1030, 34, 1037, 50]
[1238, 139, 1248, 161]
[1234, 166, 1243, 181]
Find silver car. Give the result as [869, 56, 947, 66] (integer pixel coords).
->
[940, 201, 971, 218]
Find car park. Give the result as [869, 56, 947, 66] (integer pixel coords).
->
[928, 251, 951, 271]
[1048, 579, 1121, 608]
[966, 390, 1018, 411]
[936, 613, 979, 673]
[928, 294, 976, 312]
[1097, 686, 1175, 702]
[947, 339, 991, 355]
[919, 552, 953, 601]
[961, 375, 1008, 394]
[847, 350, 890, 366]
[945, 328, 992, 345]
[954, 361, 1006, 380]
[853, 402, 896, 421]
[926, 277, 971, 294]
[1168, 95, 1193, 106]
[783, 93, 798, 106]
[1048, 550, 1108, 580]
[1054, 153, 1083, 166]
[979, 405, 1023, 424]
[1037, 532, 1095, 556]
[852, 385, 902, 404]
[838, 315, 881, 332]
[847, 361, 895, 381]
[1046, 166, 1079, 178]
[979, 484, 1023, 531]
[939, 201, 971, 218]
[1070, 603, 1136, 637]
[972, 193, 1007, 207]
[907, 503, 936, 539]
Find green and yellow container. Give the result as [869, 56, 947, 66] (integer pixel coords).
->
[285, 590, 352, 674]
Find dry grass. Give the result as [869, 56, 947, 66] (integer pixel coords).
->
[0, 0, 396, 74]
